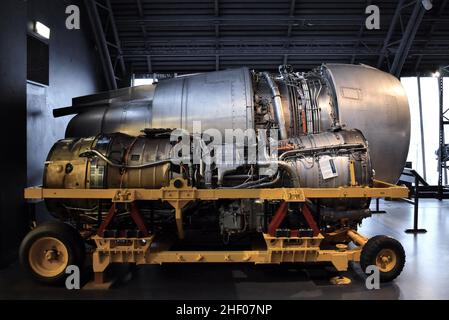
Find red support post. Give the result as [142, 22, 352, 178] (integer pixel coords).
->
[267, 201, 288, 236]
[97, 203, 117, 236]
[130, 202, 149, 236]
[302, 204, 320, 236]
[96, 202, 149, 237]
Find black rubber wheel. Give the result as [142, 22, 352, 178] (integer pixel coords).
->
[19, 221, 85, 285]
[360, 235, 405, 282]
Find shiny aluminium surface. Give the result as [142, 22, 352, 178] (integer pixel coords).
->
[64, 64, 410, 183]
[66, 100, 152, 138]
[66, 68, 254, 137]
[66, 85, 155, 137]
[152, 67, 254, 133]
[322, 64, 411, 183]
[286, 130, 372, 210]
[287, 130, 372, 189]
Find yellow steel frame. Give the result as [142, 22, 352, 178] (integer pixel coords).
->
[91, 231, 366, 275]
[24, 179, 407, 202]
[24, 179, 408, 283]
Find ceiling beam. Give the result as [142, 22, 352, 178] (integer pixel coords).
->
[286, 0, 296, 37]
[377, 0, 406, 68]
[214, 0, 219, 17]
[123, 49, 378, 57]
[390, 0, 430, 77]
[136, 0, 143, 17]
[84, 0, 117, 90]
[120, 36, 449, 46]
[122, 46, 448, 57]
[414, 0, 448, 72]
[283, 0, 297, 65]
[214, 0, 220, 70]
[115, 15, 368, 27]
[105, 0, 126, 78]
[122, 37, 391, 44]
[214, 0, 220, 36]
[114, 15, 447, 26]
[351, 0, 372, 64]
[136, 0, 152, 74]
[146, 55, 153, 73]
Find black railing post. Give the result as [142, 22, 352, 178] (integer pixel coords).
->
[371, 197, 386, 214]
[405, 172, 427, 234]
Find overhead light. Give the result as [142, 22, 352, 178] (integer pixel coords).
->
[133, 78, 154, 86]
[421, 0, 433, 11]
[35, 21, 50, 39]
[432, 71, 441, 78]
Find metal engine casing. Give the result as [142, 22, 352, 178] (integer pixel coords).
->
[65, 64, 410, 183]
[44, 63, 409, 231]
[44, 133, 173, 218]
[285, 129, 372, 189]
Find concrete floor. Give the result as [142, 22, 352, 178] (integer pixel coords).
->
[1, 199, 448, 300]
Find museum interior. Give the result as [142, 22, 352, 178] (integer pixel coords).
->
[0, 0, 448, 301]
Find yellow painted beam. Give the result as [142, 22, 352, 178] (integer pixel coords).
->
[24, 180, 409, 202]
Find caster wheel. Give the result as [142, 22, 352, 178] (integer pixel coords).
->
[360, 235, 405, 282]
[19, 221, 85, 285]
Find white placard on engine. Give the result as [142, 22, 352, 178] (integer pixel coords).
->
[319, 156, 338, 180]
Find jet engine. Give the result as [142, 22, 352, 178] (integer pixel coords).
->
[46, 64, 410, 239]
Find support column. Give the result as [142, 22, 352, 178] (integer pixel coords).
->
[417, 76, 427, 181]
[0, 0, 27, 268]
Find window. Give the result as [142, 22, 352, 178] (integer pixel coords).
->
[27, 34, 49, 85]
[401, 76, 449, 185]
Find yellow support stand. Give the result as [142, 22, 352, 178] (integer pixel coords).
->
[23, 179, 409, 286]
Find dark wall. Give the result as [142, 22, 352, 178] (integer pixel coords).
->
[0, 0, 104, 267]
[27, 0, 105, 187]
[0, 0, 27, 268]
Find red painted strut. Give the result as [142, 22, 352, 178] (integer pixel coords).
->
[268, 201, 288, 236]
[302, 204, 320, 236]
[97, 202, 149, 237]
[267, 201, 320, 237]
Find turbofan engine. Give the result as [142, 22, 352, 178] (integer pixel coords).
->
[45, 64, 409, 240]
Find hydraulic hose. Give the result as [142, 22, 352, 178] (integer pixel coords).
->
[80, 149, 171, 169]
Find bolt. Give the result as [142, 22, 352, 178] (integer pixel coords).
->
[45, 249, 57, 261]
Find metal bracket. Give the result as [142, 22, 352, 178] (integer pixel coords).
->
[112, 189, 135, 202]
